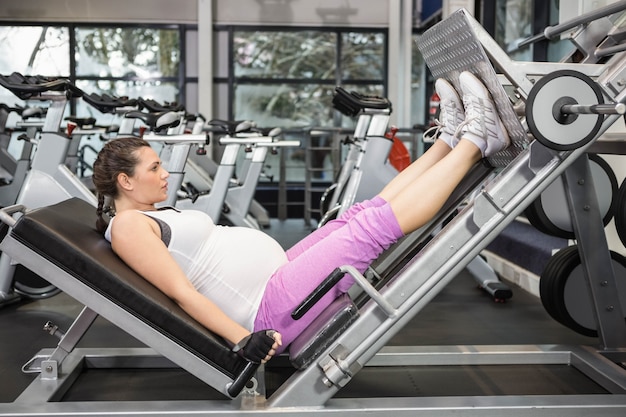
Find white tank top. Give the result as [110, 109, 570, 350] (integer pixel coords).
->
[105, 208, 288, 330]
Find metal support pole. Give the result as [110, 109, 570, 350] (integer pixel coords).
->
[562, 155, 626, 349]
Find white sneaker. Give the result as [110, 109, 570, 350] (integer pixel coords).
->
[424, 78, 465, 149]
[457, 71, 510, 157]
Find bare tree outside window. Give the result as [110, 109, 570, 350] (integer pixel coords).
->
[232, 29, 385, 183]
[0, 26, 70, 77]
[233, 30, 385, 128]
[76, 28, 179, 79]
[74, 27, 181, 117]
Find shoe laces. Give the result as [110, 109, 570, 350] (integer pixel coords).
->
[440, 99, 463, 135]
[456, 95, 497, 139]
[425, 99, 463, 142]
[423, 120, 442, 142]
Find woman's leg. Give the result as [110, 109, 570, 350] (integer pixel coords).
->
[257, 141, 481, 351]
[258, 71, 510, 350]
[379, 75, 466, 203]
[386, 140, 481, 234]
[256, 138, 479, 348]
[377, 138, 452, 203]
[255, 201, 403, 350]
[385, 71, 511, 234]
[286, 139, 452, 260]
[285, 196, 386, 260]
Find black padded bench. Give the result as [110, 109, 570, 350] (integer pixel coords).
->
[1, 197, 257, 398]
[1, 197, 361, 394]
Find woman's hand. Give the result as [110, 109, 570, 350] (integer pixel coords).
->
[233, 329, 283, 363]
[266, 331, 282, 362]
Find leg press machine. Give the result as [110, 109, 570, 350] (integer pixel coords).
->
[1, 8, 626, 416]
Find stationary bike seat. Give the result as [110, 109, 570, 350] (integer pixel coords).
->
[124, 110, 181, 133]
[206, 119, 252, 136]
[139, 98, 185, 113]
[0, 72, 83, 100]
[332, 86, 392, 117]
[65, 116, 97, 128]
[82, 93, 138, 114]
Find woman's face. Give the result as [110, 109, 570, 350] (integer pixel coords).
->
[127, 146, 170, 205]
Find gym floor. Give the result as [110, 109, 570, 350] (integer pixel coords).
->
[0, 218, 605, 403]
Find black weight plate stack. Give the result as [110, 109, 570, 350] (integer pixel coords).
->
[525, 154, 618, 239]
[540, 245, 626, 337]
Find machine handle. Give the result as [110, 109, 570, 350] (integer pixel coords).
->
[0, 204, 27, 228]
[292, 268, 346, 320]
[226, 361, 259, 398]
[561, 103, 626, 115]
[518, 1, 626, 48]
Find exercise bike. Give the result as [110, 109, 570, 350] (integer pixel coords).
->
[0, 103, 40, 207]
[0, 73, 96, 306]
[184, 130, 273, 228]
[138, 99, 275, 229]
[147, 118, 299, 228]
[318, 87, 396, 226]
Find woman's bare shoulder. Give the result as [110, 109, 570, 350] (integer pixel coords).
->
[113, 209, 144, 222]
[111, 210, 154, 233]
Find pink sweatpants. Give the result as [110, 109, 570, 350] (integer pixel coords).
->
[253, 197, 404, 352]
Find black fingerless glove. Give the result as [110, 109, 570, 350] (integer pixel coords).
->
[232, 330, 276, 363]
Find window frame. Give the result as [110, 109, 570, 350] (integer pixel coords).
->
[215, 24, 388, 124]
[0, 22, 198, 114]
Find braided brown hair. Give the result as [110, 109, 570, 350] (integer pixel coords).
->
[92, 137, 152, 234]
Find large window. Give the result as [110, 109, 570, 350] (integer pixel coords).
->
[0, 24, 189, 184]
[0, 23, 390, 216]
[0, 26, 70, 109]
[0, 26, 70, 76]
[0, 25, 186, 118]
[223, 28, 387, 187]
[228, 28, 386, 128]
[73, 26, 182, 118]
[494, 0, 534, 61]
[485, 0, 580, 63]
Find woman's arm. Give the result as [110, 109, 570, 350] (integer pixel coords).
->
[109, 211, 281, 358]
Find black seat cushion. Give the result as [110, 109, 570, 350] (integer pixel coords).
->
[10, 197, 247, 379]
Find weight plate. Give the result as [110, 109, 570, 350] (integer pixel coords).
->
[527, 70, 604, 150]
[614, 178, 626, 249]
[525, 154, 617, 239]
[541, 244, 626, 338]
[540, 246, 578, 327]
